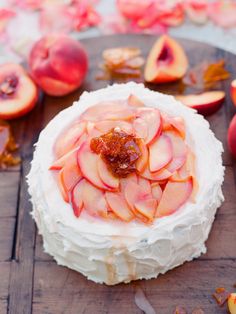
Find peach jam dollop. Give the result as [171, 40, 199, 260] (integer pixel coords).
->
[90, 128, 141, 178]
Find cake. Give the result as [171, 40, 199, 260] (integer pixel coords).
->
[27, 82, 224, 285]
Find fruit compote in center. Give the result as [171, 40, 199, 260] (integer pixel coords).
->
[50, 94, 198, 223]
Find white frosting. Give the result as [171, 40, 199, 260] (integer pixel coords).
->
[27, 82, 224, 285]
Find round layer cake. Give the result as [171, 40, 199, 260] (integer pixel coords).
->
[27, 82, 224, 285]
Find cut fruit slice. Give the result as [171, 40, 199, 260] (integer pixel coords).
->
[105, 192, 134, 222]
[133, 117, 148, 139]
[144, 35, 188, 83]
[134, 198, 157, 221]
[228, 114, 236, 159]
[97, 158, 119, 190]
[141, 166, 172, 181]
[162, 113, 185, 139]
[81, 102, 135, 121]
[136, 139, 148, 173]
[228, 293, 236, 314]
[127, 94, 144, 107]
[55, 121, 86, 158]
[164, 131, 187, 173]
[137, 107, 162, 144]
[124, 180, 152, 211]
[71, 179, 84, 217]
[49, 147, 79, 170]
[82, 179, 108, 217]
[175, 91, 225, 116]
[230, 79, 236, 107]
[151, 183, 162, 203]
[149, 134, 173, 172]
[120, 172, 137, 192]
[138, 177, 152, 194]
[155, 177, 193, 217]
[77, 141, 108, 190]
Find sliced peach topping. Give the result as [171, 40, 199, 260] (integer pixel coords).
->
[50, 95, 196, 223]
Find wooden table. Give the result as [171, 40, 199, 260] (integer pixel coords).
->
[1, 35, 236, 314]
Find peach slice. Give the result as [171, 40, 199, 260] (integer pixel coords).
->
[149, 134, 173, 172]
[127, 94, 144, 107]
[137, 107, 162, 144]
[97, 158, 119, 190]
[151, 183, 162, 203]
[136, 139, 148, 173]
[155, 177, 193, 217]
[124, 180, 152, 211]
[55, 121, 86, 158]
[231, 80, 236, 107]
[134, 198, 157, 222]
[162, 113, 185, 139]
[175, 91, 225, 116]
[77, 141, 108, 190]
[105, 192, 134, 222]
[228, 114, 236, 159]
[164, 131, 187, 173]
[82, 179, 108, 217]
[81, 102, 135, 121]
[141, 166, 172, 181]
[95, 120, 133, 134]
[138, 177, 152, 194]
[144, 35, 188, 83]
[133, 117, 148, 139]
[58, 152, 82, 202]
[228, 293, 236, 314]
[49, 147, 79, 170]
[71, 179, 84, 217]
[0, 63, 38, 119]
[120, 172, 138, 192]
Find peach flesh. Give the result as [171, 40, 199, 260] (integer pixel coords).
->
[29, 35, 88, 96]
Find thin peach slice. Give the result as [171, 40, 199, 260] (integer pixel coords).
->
[120, 172, 138, 192]
[95, 120, 133, 134]
[49, 147, 79, 170]
[127, 94, 144, 107]
[175, 91, 225, 116]
[228, 114, 236, 159]
[55, 121, 86, 158]
[136, 139, 148, 173]
[141, 166, 172, 181]
[155, 177, 193, 217]
[144, 35, 188, 83]
[124, 180, 152, 211]
[134, 198, 157, 221]
[82, 180, 108, 218]
[137, 108, 162, 145]
[97, 158, 119, 190]
[77, 141, 108, 190]
[151, 183, 162, 203]
[105, 192, 134, 222]
[71, 179, 84, 217]
[81, 102, 135, 121]
[149, 134, 173, 172]
[133, 117, 148, 139]
[162, 113, 185, 139]
[164, 131, 187, 173]
[230, 79, 236, 107]
[138, 177, 152, 194]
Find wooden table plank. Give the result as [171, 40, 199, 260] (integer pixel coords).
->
[0, 172, 20, 218]
[0, 218, 15, 262]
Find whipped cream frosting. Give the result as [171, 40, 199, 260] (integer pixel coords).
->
[27, 82, 224, 285]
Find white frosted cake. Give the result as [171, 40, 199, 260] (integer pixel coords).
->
[27, 82, 224, 285]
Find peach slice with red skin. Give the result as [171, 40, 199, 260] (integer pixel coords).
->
[55, 121, 86, 158]
[149, 134, 173, 172]
[155, 177, 193, 217]
[71, 179, 84, 217]
[137, 107, 162, 144]
[144, 35, 188, 83]
[141, 166, 172, 181]
[0, 63, 38, 119]
[134, 198, 157, 222]
[105, 192, 134, 222]
[231, 80, 236, 107]
[175, 91, 225, 116]
[127, 94, 144, 107]
[77, 141, 109, 190]
[151, 183, 162, 203]
[97, 158, 119, 190]
[29, 34, 88, 96]
[81, 102, 135, 122]
[136, 139, 148, 173]
[49, 147, 79, 170]
[133, 117, 148, 139]
[81, 179, 108, 218]
[228, 114, 236, 159]
[162, 113, 185, 139]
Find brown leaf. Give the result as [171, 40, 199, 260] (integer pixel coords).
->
[173, 306, 187, 314]
[212, 287, 230, 307]
[203, 60, 230, 83]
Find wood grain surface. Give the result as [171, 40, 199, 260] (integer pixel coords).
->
[0, 34, 235, 314]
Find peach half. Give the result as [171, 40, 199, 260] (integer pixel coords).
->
[175, 91, 225, 116]
[29, 35, 88, 96]
[144, 35, 188, 83]
[228, 114, 236, 159]
[0, 63, 38, 119]
[231, 80, 236, 107]
[228, 293, 236, 314]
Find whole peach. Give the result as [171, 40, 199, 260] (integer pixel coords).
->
[228, 114, 236, 159]
[29, 35, 88, 96]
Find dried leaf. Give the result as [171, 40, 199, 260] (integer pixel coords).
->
[203, 60, 230, 83]
[212, 287, 230, 307]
